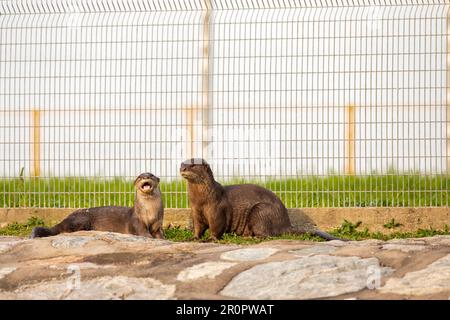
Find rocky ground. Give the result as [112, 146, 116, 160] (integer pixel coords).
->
[0, 231, 450, 299]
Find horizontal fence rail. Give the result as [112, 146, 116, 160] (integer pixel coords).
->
[0, 0, 449, 209]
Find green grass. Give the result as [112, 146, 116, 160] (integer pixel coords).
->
[164, 227, 325, 244]
[0, 216, 47, 236]
[328, 219, 450, 241]
[1, 174, 449, 208]
[2, 217, 449, 242]
[164, 223, 450, 243]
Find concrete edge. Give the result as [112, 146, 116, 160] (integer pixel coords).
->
[1, 207, 449, 233]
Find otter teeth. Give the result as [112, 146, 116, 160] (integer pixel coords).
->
[142, 184, 151, 191]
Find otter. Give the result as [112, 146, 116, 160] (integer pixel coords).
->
[180, 159, 343, 241]
[30, 173, 165, 239]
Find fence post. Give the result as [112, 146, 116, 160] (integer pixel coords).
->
[201, 0, 212, 159]
[185, 106, 195, 158]
[345, 104, 355, 175]
[31, 109, 41, 177]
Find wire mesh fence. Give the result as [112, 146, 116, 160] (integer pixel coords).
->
[0, 0, 449, 209]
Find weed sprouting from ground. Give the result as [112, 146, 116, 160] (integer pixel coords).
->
[383, 218, 403, 229]
[0, 216, 46, 236]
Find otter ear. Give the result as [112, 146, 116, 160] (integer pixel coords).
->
[133, 176, 140, 185]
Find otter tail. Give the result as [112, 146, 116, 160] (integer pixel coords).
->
[30, 226, 58, 239]
[310, 230, 345, 241]
[288, 226, 346, 241]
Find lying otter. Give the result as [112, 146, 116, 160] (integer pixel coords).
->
[30, 173, 165, 239]
[180, 159, 342, 241]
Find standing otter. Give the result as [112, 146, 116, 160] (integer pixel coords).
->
[30, 173, 165, 239]
[180, 159, 342, 241]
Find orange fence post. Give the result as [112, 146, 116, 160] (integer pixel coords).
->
[31, 109, 41, 177]
[201, 0, 212, 159]
[345, 104, 355, 175]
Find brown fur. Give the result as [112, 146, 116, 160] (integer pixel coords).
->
[30, 173, 164, 239]
[180, 159, 341, 241]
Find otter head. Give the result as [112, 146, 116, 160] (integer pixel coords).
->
[179, 158, 214, 184]
[134, 172, 160, 195]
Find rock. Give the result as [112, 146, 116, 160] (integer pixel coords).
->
[381, 238, 430, 252]
[0, 276, 175, 300]
[381, 244, 426, 252]
[350, 239, 384, 246]
[325, 240, 348, 247]
[220, 248, 278, 262]
[386, 239, 426, 246]
[220, 255, 393, 299]
[49, 263, 115, 270]
[177, 262, 237, 282]
[93, 232, 171, 245]
[379, 254, 450, 296]
[290, 245, 336, 256]
[0, 241, 23, 254]
[51, 236, 92, 249]
[0, 267, 16, 280]
[424, 236, 450, 247]
[1, 232, 449, 299]
[0, 237, 25, 254]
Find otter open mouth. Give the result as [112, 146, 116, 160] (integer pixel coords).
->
[139, 180, 154, 192]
